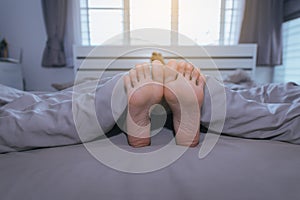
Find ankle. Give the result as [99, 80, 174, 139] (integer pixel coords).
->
[127, 135, 151, 147]
[126, 112, 151, 147]
[175, 131, 200, 147]
[173, 117, 200, 147]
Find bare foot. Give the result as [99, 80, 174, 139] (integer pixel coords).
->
[124, 61, 164, 147]
[164, 60, 205, 147]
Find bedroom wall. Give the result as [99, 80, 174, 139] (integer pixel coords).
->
[0, 0, 74, 91]
[0, 0, 273, 91]
[255, 66, 274, 84]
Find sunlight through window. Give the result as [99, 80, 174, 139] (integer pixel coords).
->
[79, 0, 243, 46]
[179, 0, 221, 45]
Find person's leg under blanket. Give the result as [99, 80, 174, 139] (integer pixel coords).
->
[201, 76, 300, 144]
[1, 66, 300, 153]
[0, 84, 29, 107]
[235, 82, 300, 103]
[0, 74, 127, 153]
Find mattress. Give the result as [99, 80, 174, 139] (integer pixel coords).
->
[1, 128, 300, 200]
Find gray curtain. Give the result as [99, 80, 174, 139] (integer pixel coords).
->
[284, 0, 300, 21]
[41, 0, 67, 67]
[239, 0, 284, 66]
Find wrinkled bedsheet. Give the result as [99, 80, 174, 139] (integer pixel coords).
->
[1, 76, 300, 199]
[1, 73, 300, 153]
[0, 129, 300, 200]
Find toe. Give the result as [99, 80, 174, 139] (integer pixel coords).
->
[197, 74, 206, 87]
[136, 64, 145, 81]
[177, 61, 185, 74]
[191, 67, 200, 84]
[185, 63, 194, 80]
[129, 69, 138, 87]
[164, 64, 178, 84]
[152, 60, 163, 66]
[152, 60, 164, 83]
[124, 74, 132, 92]
[143, 63, 151, 79]
[166, 59, 177, 70]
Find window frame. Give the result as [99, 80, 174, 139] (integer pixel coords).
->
[78, 0, 243, 46]
[274, 18, 300, 84]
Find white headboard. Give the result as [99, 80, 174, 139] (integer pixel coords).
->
[73, 45, 257, 81]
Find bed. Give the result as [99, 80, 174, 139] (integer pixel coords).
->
[73, 45, 257, 82]
[1, 131, 300, 200]
[1, 45, 300, 200]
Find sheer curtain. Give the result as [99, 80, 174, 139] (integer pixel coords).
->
[274, 0, 300, 83]
[220, 0, 245, 45]
[76, 0, 246, 46]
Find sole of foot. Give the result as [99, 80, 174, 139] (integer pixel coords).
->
[124, 60, 164, 147]
[164, 60, 205, 147]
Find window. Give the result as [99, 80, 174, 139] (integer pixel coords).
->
[130, 0, 171, 31]
[221, 0, 245, 45]
[80, 0, 124, 45]
[274, 18, 300, 84]
[178, 0, 221, 45]
[79, 0, 244, 46]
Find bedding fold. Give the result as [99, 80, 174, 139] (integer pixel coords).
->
[0, 74, 127, 153]
[202, 78, 300, 143]
[1, 73, 300, 153]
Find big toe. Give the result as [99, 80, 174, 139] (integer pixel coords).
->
[152, 60, 164, 83]
[164, 64, 178, 84]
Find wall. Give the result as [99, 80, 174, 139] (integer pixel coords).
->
[255, 66, 274, 84]
[0, 0, 74, 91]
[0, 0, 274, 90]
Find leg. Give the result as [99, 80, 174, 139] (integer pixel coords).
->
[0, 83, 29, 107]
[201, 76, 300, 144]
[0, 74, 127, 153]
[124, 61, 163, 147]
[236, 82, 300, 103]
[164, 60, 205, 147]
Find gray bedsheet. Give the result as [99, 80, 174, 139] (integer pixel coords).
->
[1, 75, 300, 154]
[1, 129, 300, 200]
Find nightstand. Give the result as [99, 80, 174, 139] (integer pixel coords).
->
[0, 60, 23, 90]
